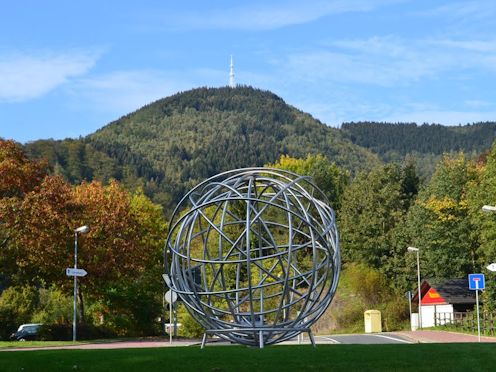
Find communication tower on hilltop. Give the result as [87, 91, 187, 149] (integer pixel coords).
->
[229, 55, 235, 88]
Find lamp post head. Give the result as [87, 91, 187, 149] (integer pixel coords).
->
[482, 205, 496, 213]
[75, 225, 90, 234]
[407, 246, 419, 252]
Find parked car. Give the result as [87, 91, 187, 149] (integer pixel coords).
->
[9, 323, 43, 341]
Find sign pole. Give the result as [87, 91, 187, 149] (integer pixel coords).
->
[468, 274, 485, 342]
[173, 301, 177, 337]
[169, 300, 173, 345]
[73, 232, 78, 342]
[164, 289, 177, 344]
[476, 280, 481, 342]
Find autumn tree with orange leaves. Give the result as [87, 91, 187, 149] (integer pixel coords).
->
[0, 140, 167, 335]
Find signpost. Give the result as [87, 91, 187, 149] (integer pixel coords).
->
[468, 273, 485, 342]
[66, 268, 87, 277]
[469, 273, 485, 290]
[487, 263, 496, 272]
[67, 266, 88, 342]
[165, 289, 178, 344]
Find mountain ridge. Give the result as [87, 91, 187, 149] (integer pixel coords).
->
[21, 86, 496, 210]
[24, 86, 380, 209]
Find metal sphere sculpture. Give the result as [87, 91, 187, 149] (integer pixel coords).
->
[165, 168, 340, 347]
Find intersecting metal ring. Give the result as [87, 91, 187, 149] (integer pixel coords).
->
[165, 168, 340, 346]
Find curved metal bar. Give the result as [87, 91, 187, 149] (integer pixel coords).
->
[164, 168, 340, 346]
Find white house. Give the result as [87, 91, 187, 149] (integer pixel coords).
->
[412, 278, 476, 328]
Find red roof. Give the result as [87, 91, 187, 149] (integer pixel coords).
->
[412, 279, 476, 305]
[422, 287, 446, 305]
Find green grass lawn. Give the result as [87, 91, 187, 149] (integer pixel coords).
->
[1, 343, 495, 372]
[0, 340, 86, 349]
[0, 337, 167, 349]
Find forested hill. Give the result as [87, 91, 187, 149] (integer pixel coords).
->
[24, 86, 379, 209]
[342, 121, 496, 159]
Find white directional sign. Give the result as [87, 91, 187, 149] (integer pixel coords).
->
[487, 263, 496, 272]
[66, 268, 88, 277]
[165, 290, 178, 304]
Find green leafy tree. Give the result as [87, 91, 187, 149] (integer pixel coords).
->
[467, 145, 496, 310]
[0, 286, 39, 339]
[403, 153, 478, 279]
[267, 154, 350, 209]
[31, 287, 73, 324]
[339, 163, 418, 270]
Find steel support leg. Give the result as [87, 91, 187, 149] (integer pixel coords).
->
[308, 330, 316, 348]
[201, 333, 208, 349]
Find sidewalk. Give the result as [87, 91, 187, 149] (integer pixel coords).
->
[394, 330, 496, 343]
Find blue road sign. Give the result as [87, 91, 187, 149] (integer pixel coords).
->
[469, 274, 485, 290]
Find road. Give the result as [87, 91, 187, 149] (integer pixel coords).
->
[3, 330, 496, 351]
[313, 333, 412, 344]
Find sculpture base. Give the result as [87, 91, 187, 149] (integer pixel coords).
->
[200, 328, 316, 349]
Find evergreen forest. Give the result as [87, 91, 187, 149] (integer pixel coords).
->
[23, 87, 380, 210]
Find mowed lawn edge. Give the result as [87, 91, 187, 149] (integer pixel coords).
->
[0, 341, 88, 349]
[1, 343, 495, 372]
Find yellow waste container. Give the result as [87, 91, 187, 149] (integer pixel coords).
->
[364, 310, 382, 333]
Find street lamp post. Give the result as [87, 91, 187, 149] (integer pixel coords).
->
[73, 225, 90, 342]
[408, 246, 422, 330]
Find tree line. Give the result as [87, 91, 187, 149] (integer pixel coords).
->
[342, 121, 496, 158]
[4, 138, 496, 336]
[269, 148, 496, 330]
[0, 140, 167, 339]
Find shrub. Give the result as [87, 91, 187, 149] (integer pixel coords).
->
[31, 287, 72, 324]
[334, 300, 366, 332]
[382, 297, 409, 331]
[0, 286, 39, 340]
[38, 324, 116, 341]
[95, 279, 163, 337]
[178, 307, 205, 338]
[317, 264, 410, 333]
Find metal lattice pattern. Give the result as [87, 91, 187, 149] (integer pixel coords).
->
[165, 168, 340, 346]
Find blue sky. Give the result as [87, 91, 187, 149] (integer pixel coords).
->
[1, 0, 496, 143]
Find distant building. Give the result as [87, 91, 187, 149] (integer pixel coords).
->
[412, 278, 476, 328]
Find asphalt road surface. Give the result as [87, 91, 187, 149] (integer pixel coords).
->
[313, 333, 413, 344]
